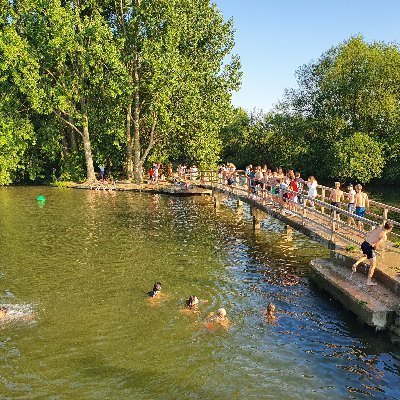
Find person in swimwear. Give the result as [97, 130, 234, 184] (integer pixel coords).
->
[148, 282, 162, 298]
[354, 184, 369, 230]
[263, 303, 276, 323]
[186, 295, 199, 309]
[329, 182, 344, 230]
[206, 307, 230, 329]
[0, 306, 8, 319]
[352, 222, 393, 285]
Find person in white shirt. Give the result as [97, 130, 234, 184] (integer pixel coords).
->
[307, 176, 318, 207]
[346, 184, 356, 227]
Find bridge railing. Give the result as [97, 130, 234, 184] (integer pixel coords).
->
[198, 170, 400, 250]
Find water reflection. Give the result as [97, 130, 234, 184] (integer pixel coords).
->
[0, 188, 398, 399]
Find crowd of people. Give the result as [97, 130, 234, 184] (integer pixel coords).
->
[217, 163, 394, 286]
[217, 163, 374, 227]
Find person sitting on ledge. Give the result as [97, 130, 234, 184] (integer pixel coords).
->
[352, 222, 393, 285]
[148, 282, 162, 298]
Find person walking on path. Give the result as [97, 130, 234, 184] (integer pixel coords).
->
[354, 184, 369, 230]
[352, 222, 393, 285]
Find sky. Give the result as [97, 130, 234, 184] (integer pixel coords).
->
[213, 0, 400, 112]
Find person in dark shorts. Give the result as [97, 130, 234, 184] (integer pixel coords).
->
[352, 222, 393, 285]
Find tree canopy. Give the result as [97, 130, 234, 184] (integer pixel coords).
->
[0, 0, 240, 184]
[221, 37, 400, 184]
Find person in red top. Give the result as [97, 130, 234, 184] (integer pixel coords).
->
[149, 167, 155, 182]
[288, 176, 298, 212]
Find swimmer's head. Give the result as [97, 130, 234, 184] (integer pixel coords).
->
[217, 308, 227, 319]
[267, 303, 276, 313]
[187, 295, 199, 308]
[334, 182, 340, 188]
[153, 282, 161, 292]
[355, 184, 362, 191]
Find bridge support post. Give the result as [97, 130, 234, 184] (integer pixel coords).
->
[237, 199, 243, 214]
[285, 225, 293, 242]
[330, 210, 336, 242]
[251, 206, 263, 230]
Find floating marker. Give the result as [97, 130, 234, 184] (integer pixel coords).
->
[36, 195, 46, 202]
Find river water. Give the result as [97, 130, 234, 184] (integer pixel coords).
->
[0, 187, 399, 399]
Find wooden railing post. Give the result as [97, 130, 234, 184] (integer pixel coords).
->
[330, 209, 336, 243]
[321, 188, 326, 215]
[383, 208, 388, 224]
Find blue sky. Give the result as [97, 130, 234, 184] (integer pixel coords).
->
[213, 0, 400, 112]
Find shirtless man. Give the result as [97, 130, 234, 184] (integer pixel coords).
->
[352, 222, 393, 285]
[354, 184, 369, 230]
[329, 182, 344, 229]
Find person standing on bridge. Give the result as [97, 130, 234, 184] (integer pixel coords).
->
[352, 222, 393, 286]
[354, 184, 370, 230]
[329, 182, 344, 230]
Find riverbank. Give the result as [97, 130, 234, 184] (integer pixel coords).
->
[67, 180, 212, 196]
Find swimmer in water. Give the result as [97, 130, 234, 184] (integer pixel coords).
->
[206, 307, 230, 329]
[180, 295, 201, 315]
[0, 306, 8, 319]
[263, 303, 276, 323]
[148, 282, 161, 298]
[186, 295, 199, 309]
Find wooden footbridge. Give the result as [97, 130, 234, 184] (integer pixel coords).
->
[194, 170, 400, 340]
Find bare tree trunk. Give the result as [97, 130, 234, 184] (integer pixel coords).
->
[69, 126, 78, 152]
[62, 128, 69, 158]
[81, 112, 96, 182]
[125, 103, 134, 179]
[133, 62, 142, 183]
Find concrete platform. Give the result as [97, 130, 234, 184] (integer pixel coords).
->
[310, 258, 397, 330]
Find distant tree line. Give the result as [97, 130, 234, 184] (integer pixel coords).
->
[0, 0, 241, 184]
[221, 37, 400, 184]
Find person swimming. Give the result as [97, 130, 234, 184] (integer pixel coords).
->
[263, 303, 277, 324]
[186, 295, 199, 308]
[0, 306, 8, 319]
[206, 307, 230, 329]
[148, 282, 162, 298]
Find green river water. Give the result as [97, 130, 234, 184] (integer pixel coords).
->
[0, 187, 399, 399]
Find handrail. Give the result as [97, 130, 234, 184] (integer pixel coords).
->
[198, 170, 400, 250]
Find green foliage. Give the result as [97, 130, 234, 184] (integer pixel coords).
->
[51, 180, 74, 188]
[346, 245, 358, 252]
[330, 132, 385, 183]
[221, 37, 400, 183]
[58, 152, 86, 182]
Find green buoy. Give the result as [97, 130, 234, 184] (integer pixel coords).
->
[36, 195, 46, 202]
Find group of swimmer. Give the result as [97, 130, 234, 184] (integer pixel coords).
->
[147, 282, 277, 327]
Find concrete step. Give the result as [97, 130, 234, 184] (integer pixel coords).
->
[310, 258, 397, 330]
[330, 250, 400, 297]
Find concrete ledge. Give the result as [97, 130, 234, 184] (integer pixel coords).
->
[310, 258, 395, 330]
[331, 250, 400, 297]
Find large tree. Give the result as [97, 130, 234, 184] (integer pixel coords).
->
[11, 0, 125, 182]
[107, 0, 240, 181]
